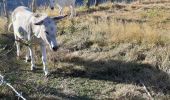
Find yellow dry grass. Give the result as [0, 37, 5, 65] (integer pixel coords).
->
[0, 2, 170, 99]
[84, 14, 170, 47]
[0, 17, 7, 34]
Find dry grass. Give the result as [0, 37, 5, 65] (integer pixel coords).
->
[0, 17, 8, 34]
[0, 2, 170, 100]
[45, 2, 170, 47]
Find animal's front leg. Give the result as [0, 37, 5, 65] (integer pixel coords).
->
[41, 45, 48, 76]
[29, 46, 35, 70]
[25, 48, 31, 62]
[15, 41, 20, 57]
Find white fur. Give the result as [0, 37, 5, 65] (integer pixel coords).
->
[49, 0, 76, 17]
[9, 6, 66, 76]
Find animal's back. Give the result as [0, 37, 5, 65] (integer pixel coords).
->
[12, 6, 33, 38]
[12, 6, 32, 22]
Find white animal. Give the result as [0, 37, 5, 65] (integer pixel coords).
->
[9, 6, 67, 76]
[49, 0, 76, 17]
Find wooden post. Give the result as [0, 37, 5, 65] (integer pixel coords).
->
[2, 0, 8, 17]
[31, 0, 36, 12]
[110, 0, 115, 3]
[2, 0, 10, 32]
[85, 0, 90, 8]
[94, 0, 99, 7]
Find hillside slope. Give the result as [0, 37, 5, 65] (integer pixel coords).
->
[0, 3, 170, 99]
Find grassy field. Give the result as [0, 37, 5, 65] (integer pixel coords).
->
[0, 2, 170, 100]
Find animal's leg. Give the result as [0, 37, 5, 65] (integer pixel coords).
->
[29, 46, 35, 70]
[41, 45, 48, 76]
[27, 32, 35, 70]
[14, 35, 20, 57]
[59, 7, 63, 16]
[15, 41, 20, 57]
[71, 4, 76, 17]
[73, 7, 76, 16]
[25, 47, 31, 62]
[70, 6, 74, 18]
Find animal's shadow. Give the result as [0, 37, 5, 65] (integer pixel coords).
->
[27, 84, 93, 100]
[50, 57, 170, 95]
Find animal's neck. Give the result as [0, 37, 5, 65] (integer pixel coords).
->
[30, 17, 40, 38]
[32, 24, 41, 37]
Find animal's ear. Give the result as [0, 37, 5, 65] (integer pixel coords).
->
[52, 15, 67, 21]
[33, 13, 47, 25]
[34, 20, 44, 25]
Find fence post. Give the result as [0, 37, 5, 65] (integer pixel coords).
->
[3, 0, 7, 17]
[85, 0, 90, 8]
[2, 0, 10, 33]
[0, 74, 26, 100]
[94, 0, 99, 7]
[31, 0, 37, 12]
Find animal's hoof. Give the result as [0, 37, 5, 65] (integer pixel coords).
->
[25, 59, 31, 63]
[31, 66, 36, 71]
[44, 71, 49, 76]
[25, 57, 31, 62]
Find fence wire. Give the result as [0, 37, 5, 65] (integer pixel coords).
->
[0, 0, 169, 99]
[0, 74, 26, 100]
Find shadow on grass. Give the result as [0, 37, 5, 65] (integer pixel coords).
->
[50, 57, 170, 95]
[27, 85, 93, 100]
[0, 34, 93, 100]
[0, 85, 93, 100]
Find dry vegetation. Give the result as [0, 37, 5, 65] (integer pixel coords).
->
[0, 2, 170, 100]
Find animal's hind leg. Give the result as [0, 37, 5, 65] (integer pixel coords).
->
[72, 3, 76, 17]
[59, 7, 63, 16]
[73, 7, 76, 16]
[25, 47, 31, 62]
[70, 5, 75, 18]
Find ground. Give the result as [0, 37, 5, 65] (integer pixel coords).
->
[0, 2, 170, 100]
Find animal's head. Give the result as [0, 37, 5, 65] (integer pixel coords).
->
[32, 14, 67, 51]
[49, 0, 55, 10]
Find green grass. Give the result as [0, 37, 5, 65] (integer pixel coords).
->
[0, 2, 170, 100]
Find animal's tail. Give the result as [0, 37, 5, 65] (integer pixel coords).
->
[8, 23, 13, 33]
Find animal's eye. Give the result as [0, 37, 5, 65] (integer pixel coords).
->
[45, 31, 49, 35]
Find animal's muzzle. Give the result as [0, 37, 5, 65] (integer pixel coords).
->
[51, 7, 54, 10]
[52, 46, 58, 51]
